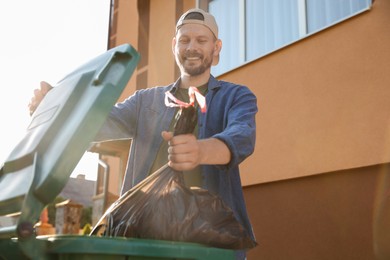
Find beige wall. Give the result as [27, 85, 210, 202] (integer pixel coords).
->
[219, 0, 390, 186]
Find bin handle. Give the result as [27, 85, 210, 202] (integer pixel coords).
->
[93, 51, 131, 86]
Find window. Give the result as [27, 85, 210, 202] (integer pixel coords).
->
[306, 0, 371, 33]
[208, 0, 241, 76]
[205, 0, 372, 76]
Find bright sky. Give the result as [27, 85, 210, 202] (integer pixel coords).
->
[0, 0, 111, 180]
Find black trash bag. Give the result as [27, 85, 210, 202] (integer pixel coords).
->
[91, 106, 257, 250]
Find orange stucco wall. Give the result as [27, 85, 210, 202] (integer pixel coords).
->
[219, 0, 390, 185]
[244, 164, 389, 259]
[111, 0, 390, 187]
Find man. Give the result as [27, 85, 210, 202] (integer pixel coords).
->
[29, 8, 257, 259]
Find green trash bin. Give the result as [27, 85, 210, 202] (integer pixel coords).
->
[0, 44, 235, 260]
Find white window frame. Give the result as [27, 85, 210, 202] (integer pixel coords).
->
[197, 0, 372, 76]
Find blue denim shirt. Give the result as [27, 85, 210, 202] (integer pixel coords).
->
[96, 75, 258, 243]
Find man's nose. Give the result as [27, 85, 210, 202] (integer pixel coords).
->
[186, 40, 198, 51]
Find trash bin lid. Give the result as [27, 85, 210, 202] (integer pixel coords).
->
[0, 44, 139, 225]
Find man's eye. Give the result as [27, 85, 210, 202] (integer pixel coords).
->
[198, 39, 208, 44]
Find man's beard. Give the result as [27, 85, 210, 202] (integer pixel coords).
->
[177, 51, 213, 76]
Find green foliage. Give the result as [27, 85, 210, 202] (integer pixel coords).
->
[82, 223, 92, 235]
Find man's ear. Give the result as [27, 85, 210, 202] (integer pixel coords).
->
[215, 39, 222, 55]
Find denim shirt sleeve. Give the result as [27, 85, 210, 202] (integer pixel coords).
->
[94, 85, 177, 189]
[204, 81, 258, 170]
[94, 90, 140, 142]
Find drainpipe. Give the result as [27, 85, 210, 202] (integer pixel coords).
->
[98, 159, 110, 210]
[107, 0, 114, 50]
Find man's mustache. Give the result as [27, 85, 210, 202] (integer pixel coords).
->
[184, 51, 202, 59]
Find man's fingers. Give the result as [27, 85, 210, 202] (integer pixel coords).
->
[168, 161, 195, 171]
[40, 81, 53, 94]
[28, 82, 52, 116]
[161, 131, 173, 141]
[34, 88, 45, 99]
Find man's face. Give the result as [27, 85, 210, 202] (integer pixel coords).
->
[173, 23, 219, 77]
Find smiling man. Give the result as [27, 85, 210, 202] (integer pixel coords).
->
[173, 10, 221, 77]
[29, 8, 258, 260]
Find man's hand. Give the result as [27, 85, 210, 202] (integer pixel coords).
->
[28, 81, 53, 116]
[161, 131, 231, 171]
[162, 131, 201, 171]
